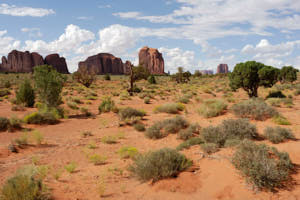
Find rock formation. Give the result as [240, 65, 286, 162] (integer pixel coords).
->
[45, 54, 69, 74]
[139, 46, 164, 74]
[78, 53, 125, 75]
[0, 50, 43, 73]
[123, 61, 132, 75]
[200, 70, 214, 75]
[0, 50, 69, 73]
[217, 64, 229, 74]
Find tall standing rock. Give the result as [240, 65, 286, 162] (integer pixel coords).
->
[123, 61, 132, 75]
[0, 50, 44, 73]
[217, 64, 229, 74]
[139, 46, 164, 74]
[78, 53, 125, 75]
[44, 54, 69, 74]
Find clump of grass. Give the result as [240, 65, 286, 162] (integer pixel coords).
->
[86, 141, 97, 149]
[200, 143, 219, 154]
[64, 162, 77, 173]
[129, 148, 192, 182]
[176, 137, 204, 151]
[133, 123, 146, 132]
[14, 133, 29, 147]
[32, 130, 44, 145]
[264, 126, 295, 144]
[198, 99, 227, 118]
[118, 146, 139, 159]
[232, 98, 278, 120]
[67, 101, 79, 110]
[23, 111, 59, 125]
[272, 115, 291, 125]
[118, 107, 146, 124]
[154, 103, 185, 114]
[0, 117, 10, 132]
[98, 96, 117, 114]
[89, 154, 107, 165]
[81, 131, 93, 138]
[145, 116, 189, 139]
[177, 123, 200, 140]
[144, 97, 150, 104]
[232, 140, 293, 190]
[101, 136, 117, 144]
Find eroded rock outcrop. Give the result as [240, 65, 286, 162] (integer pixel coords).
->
[123, 61, 132, 75]
[0, 50, 69, 73]
[0, 50, 44, 73]
[139, 46, 164, 74]
[217, 64, 229, 74]
[200, 70, 214, 75]
[78, 53, 125, 75]
[45, 54, 69, 74]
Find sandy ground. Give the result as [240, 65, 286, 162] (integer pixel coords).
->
[0, 79, 300, 200]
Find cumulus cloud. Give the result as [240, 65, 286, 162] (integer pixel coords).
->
[0, 4, 55, 17]
[0, 30, 20, 55]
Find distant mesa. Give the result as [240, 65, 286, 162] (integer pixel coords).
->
[139, 46, 164, 75]
[217, 64, 229, 74]
[78, 53, 132, 75]
[0, 50, 69, 74]
[200, 70, 214, 75]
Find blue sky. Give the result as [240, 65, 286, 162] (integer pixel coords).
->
[1, 0, 300, 73]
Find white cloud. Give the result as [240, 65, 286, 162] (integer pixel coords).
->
[21, 27, 43, 37]
[0, 30, 20, 55]
[159, 47, 196, 73]
[77, 16, 93, 20]
[0, 4, 55, 17]
[98, 5, 111, 9]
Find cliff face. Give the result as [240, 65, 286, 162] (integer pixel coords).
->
[78, 53, 125, 75]
[0, 50, 69, 73]
[217, 64, 229, 74]
[139, 46, 164, 74]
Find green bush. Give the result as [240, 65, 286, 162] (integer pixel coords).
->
[198, 99, 227, 118]
[0, 165, 50, 200]
[154, 103, 185, 114]
[98, 96, 116, 114]
[232, 98, 278, 120]
[34, 65, 65, 108]
[16, 79, 35, 107]
[147, 75, 156, 84]
[200, 143, 219, 154]
[279, 66, 298, 83]
[232, 140, 293, 190]
[221, 119, 258, 140]
[118, 146, 139, 159]
[264, 126, 295, 144]
[133, 123, 146, 132]
[176, 137, 204, 151]
[202, 126, 226, 147]
[177, 123, 200, 140]
[104, 74, 111, 81]
[145, 116, 189, 139]
[24, 111, 59, 125]
[118, 107, 146, 122]
[73, 67, 96, 88]
[272, 115, 291, 125]
[129, 148, 192, 182]
[0, 117, 10, 132]
[144, 97, 150, 104]
[0, 89, 10, 97]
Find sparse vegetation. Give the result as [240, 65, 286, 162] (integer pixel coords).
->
[16, 79, 35, 107]
[264, 126, 295, 143]
[129, 148, 192, 182]
[98, 96, 117, 114]
[154, 103, 185, 114]
[198, 99, 227, 118]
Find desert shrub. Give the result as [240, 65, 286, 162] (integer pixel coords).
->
[34, 65, 65, 108]
[198, 99, 227, 118]
[0, 117, 9, 132]
[118, 146, 139, 159]
[101, 136, 117, 144]
[14, 133, 29, 147]
[64, 162, 77, 173]
[145, 122, 165, 139]
[279, 66, 298, 83]
[202, 126, 226, 147]
[224, 139, 242, 147]
[89, 154, 107, 165]
[32, 130, 44, 145]
[231, 98, 278, 120]
[147, 75, 156, 84]
[232, 140, 293, 190]
[264, 126, 295, 144]
[266, 91, 286, 99]
[98, 96, 116, 114]
[67, 101, 79, 110]
[144, 97, 150, 104]
[16, 79, 35, 107]
[201, 143, 219, 154]
[154, 103, 185, 114]
[104, 74, 111, 81]
[129, 148, 192, 182]
[24, 111, 59, 125]
[221, 119, 258, 140]
[177, 123, 200, 140]
[177, 95, 190, 104]
[0, 173, 50, 200]
[3, 80, 11, 88]
[8, 116, 22, 131]
[176, 137, 204, 151]
[272, 115, 291, 125]
[118, 107, 146, 122]
[266, 98, 282, 107]
[0, 89, 10, 97]
[128, 65, 150, 95]
[73, 67, 96, 87]
[133, 123, 145, 132]
[171, 67, 191, 83]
